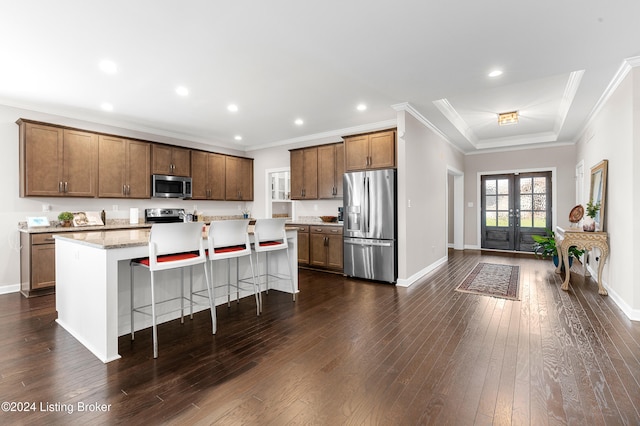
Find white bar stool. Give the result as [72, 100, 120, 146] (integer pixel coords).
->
[206, 219, 260, 315]
[253, 218, 296, 308]
[130, 222, 214, 358]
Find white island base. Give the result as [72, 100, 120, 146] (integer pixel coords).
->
[54, 229, 298, 363]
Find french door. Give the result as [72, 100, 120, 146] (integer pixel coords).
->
[481, 172, 552, 251]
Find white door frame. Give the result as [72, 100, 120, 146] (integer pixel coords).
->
[447, 166, 464, 250]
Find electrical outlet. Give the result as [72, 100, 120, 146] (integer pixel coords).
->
[408, 199, 412, 208]
[42, 204, 50, 212]
[112, 205, 119, 211]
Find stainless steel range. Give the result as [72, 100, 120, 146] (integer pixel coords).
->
[144, 208, 185, 223]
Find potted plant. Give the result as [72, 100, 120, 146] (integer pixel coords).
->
[532, 228, 584, 269]
[583, 200, 600, 232]
[58, 211, 74, 227]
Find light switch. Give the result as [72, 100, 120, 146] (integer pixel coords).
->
[467, 202, 474, 208]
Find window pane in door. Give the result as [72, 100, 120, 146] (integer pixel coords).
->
[520, 194, 532, 210]
[497, 195, 509, 210]
[520, 179, 532, 194]
[520, 211, 532, 227]
[533, 194, 546, 210]
[486, 180, 496, 195]
[497, 212, 509, 227]
[498, 179, 509, 194]
[486, 211, 497, 226]
[533, 177, 546, 193]
[534, 211, 547, 227]
[486, 195, 496, 210]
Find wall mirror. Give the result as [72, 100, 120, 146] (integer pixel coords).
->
[589, 159, 608, 231]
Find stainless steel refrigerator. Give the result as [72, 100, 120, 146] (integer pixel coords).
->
[343, 169, 397, 283]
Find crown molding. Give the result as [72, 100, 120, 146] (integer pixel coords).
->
[555, 69, 584, 134]
[577, 56, 640, 141]
[391, 102, 464, 154]
[432, 98, 479, 147]
[244, 118, 398, 152]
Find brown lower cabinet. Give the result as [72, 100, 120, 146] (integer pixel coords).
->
[20, 232, 56, 297]
[309, 225, 343, 270]
[294, 225, 310, 265]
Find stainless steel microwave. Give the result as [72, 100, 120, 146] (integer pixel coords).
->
[152, 174, 192, 199]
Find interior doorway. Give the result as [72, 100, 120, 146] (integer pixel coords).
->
[447, 166, 464, 250]
[481, 171, 552, 252]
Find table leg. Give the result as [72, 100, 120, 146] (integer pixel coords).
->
[596, 249, 609, 296]
[560, 243, 572, 291]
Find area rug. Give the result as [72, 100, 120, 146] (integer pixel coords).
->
[455, 263, 520, 300]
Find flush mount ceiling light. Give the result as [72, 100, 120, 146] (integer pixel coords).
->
[356, 103, 367, 111]
[498, 110, 518, 126]
[294, 118, 304, 126]
[234, 135, 242, 141]
[488, 69, 503, 77]
[227, 104, 239, 112]
[175, 86, 189, 96]
[100, 102, 113, 112]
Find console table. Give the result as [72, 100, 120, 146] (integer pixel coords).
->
[555, 226, 609, 295]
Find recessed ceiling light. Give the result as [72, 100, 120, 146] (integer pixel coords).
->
[227, 104, 239, 112]
[99, 60, 117, 74]
[488, 69, 503, 78]
[175, 86, 189, 96]
[234, 135, 242, 141]
[357, 104, 367, 111]
[101, 102, 113, 112]
[294, 118, 304, 126]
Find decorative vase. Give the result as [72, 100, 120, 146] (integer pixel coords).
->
[583, 216, 596, 232]
[62, 220, 72, 227]
[553, 255, 573, 271]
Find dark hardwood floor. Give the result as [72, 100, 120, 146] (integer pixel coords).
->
[1, 249, 639, 425]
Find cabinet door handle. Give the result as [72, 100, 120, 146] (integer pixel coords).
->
[64, 182, 68, 193]
[127, 185, 130, 195]
[58, 181, 63, 193]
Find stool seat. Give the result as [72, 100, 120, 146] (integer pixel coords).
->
[130, 222, 214, 359]
[252, 218, 296, 306]
[207, 220, 260, 315]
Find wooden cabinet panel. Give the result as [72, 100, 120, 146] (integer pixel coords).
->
[63, 129, 99, 197]
[318, 143, 344, 199]
[19, 121, 98, 197]
[98, 135, 127, 198]
[225, 156, 253, 201]
[344, 134, 369, 171]
[126, 140, 151, 198]
[295, 226, 310, 265]
[368, 131, 395, 169]
[31, 243, 56, 290]
[193, 151, 226, 200]
[309, 232, 327, 268]
[290, 147, 317, 199]
[344, 130, 396, 171]
[20, 232, 56, 297]
[309, 226, 343, 270]
[152, 144, 191, 176]
[20, 122, 63, 197]
[99, 137, 150, 198]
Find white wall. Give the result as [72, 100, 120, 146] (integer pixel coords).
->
[0, 104, 249, 292]
[396, 110, 465, 285]
[575, 65, 639, 319]
[463, 145, 577, 248]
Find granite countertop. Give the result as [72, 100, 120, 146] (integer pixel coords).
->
[18, 220, 151, 234]
[288, 220, 344, 227]
[53, 224, 300, 250]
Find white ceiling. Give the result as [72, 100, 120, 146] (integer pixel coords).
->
[1, 1, 639, 154]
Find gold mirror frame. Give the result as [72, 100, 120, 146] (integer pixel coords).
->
[589, 159, 608, 231]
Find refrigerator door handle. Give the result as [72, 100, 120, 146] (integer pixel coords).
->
[364, 176, 370, 233]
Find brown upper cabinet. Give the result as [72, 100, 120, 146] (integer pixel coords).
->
[290, 147, 318, 200]
[192, 150, 226, 200]
[317, 143, 344, 199]
[98, 136, 151, 198]
[344, 129, 396, 171]
[151, 144, 191, 177]
[225, 156, 253, 201]
[18, 120, 99, 197]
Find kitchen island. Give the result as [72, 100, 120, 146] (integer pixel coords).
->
[54, 226, 298, 363]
